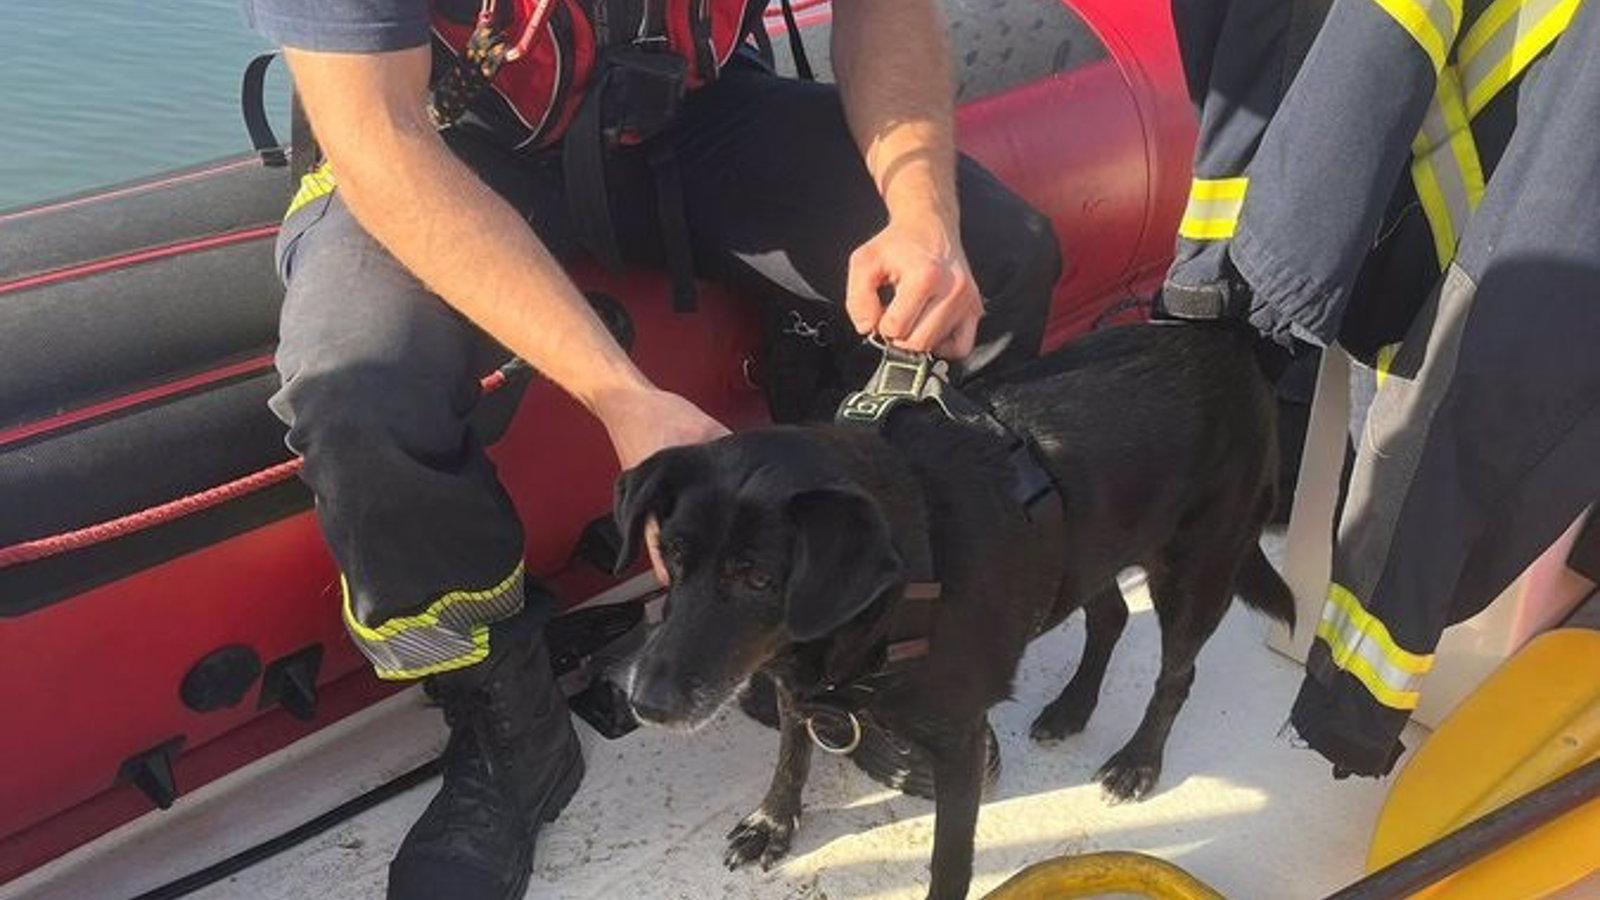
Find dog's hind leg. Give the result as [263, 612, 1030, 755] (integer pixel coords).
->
[725, 678, 813, 871]
[1096, 548, 1237, 803]
[926, 720, 989, 900]
[1029, 582, 1128, 743]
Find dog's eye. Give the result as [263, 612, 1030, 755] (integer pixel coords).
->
[720, 558, 773, 591]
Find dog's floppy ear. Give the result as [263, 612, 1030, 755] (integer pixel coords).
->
[784, 486, 904, 641]
[612, 447, 698, 575]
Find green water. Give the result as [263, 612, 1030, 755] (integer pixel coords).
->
[0, 0, 288, 211]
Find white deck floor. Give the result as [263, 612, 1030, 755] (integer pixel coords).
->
[6, 538, 1426, 900]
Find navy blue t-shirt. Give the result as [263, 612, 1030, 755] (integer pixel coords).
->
[243, 0, 431, 52]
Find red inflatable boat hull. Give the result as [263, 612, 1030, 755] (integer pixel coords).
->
[0, 0, 1194, 882]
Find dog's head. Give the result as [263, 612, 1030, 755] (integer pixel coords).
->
[615, 430, 906, 729]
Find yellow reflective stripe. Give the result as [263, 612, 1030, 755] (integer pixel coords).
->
[1179, 218, 1243, 241]
[1325, 584, 1435, 674]
[285, 161, 336, 218]
[1187, 177, 1251, 202]
[369, 632, 490, 681]
[1178, 177, 1249, 241]
[1371, 0, 1465, 72]
[341, 562, 525, 641]
[1457, 0, 1530, 59]
[1410, 71, 1485, 267]
[1375, 342, 1401, 387]
[340, 563, 525, 681]
[1317, 583, 1436, 709]
[1457, 0, 1581, 117]
[1317, 620, 1424, 708]
[1407, 0, 1578, 267]
[1411, 158, 1457, 267]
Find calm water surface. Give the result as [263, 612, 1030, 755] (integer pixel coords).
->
[0, 0, 286, 210]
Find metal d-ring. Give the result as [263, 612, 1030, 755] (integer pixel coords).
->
[805, 711, 864, 756]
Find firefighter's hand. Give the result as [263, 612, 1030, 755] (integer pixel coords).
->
[596, 386, 729, 586]
[845, 216, 983, 360]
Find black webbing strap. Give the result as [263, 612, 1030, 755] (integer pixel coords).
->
[563, 68, 628, 273]
[749, 10, 776, 67]
[778, 0, 814, 81]
[242, 53, 287, 168]
[647, 141, 698, 312]
[289, 91, 319, 181]
[563, 64, 699, 312]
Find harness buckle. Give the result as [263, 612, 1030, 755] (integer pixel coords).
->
[836, 337, 954, 424]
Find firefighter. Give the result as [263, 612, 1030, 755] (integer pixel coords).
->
[1163, 0, 1600, 777]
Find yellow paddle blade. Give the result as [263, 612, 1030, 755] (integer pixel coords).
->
[1368, 628, 1600, 898]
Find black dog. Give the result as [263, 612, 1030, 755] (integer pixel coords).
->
[616, 323, 1294, 900]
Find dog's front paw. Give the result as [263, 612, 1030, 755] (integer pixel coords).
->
[1095, 749, 1161, 803]
[724, 807, 799, 871]
[1028, 697, 1095, 744]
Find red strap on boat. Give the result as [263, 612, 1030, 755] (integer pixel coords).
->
[0, 364, 521, 571]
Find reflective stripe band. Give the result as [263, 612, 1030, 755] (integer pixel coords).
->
[342, 562, 527, 680]
[1457, 0, 1582, 117]
[285, 162, 336, 219]
[1411, 71, 1485, 267]
[1316, 583, 1435, 709]
[1375, 342, 1401, 387]
[1407, 0, 1579, 266]
[1178, 177, 1249, 241]
[1371, 0, 1464, 71]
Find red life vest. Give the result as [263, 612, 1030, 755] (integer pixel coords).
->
[430, 0, 765, 151]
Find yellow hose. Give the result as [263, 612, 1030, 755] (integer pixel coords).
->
[982, 851, 1226, 900]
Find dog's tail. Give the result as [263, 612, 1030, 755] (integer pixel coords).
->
[1236, 544, 1296, 631]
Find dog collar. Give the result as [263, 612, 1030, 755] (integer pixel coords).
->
[795, 579, 940, 754]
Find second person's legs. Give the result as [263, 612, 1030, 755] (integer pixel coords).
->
[666, 57, 1061, 384]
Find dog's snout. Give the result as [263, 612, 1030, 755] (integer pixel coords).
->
[629, 661, 695, 725]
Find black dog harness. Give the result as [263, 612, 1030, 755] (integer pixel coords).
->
[837, 340, 1062, 523]
[794, 339, 1065, 754]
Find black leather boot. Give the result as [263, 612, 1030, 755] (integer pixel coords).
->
[388, 607, 585, 900]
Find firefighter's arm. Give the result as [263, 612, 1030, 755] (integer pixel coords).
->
[283, 46, 726, 479]
[832, 0, 982, 360]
